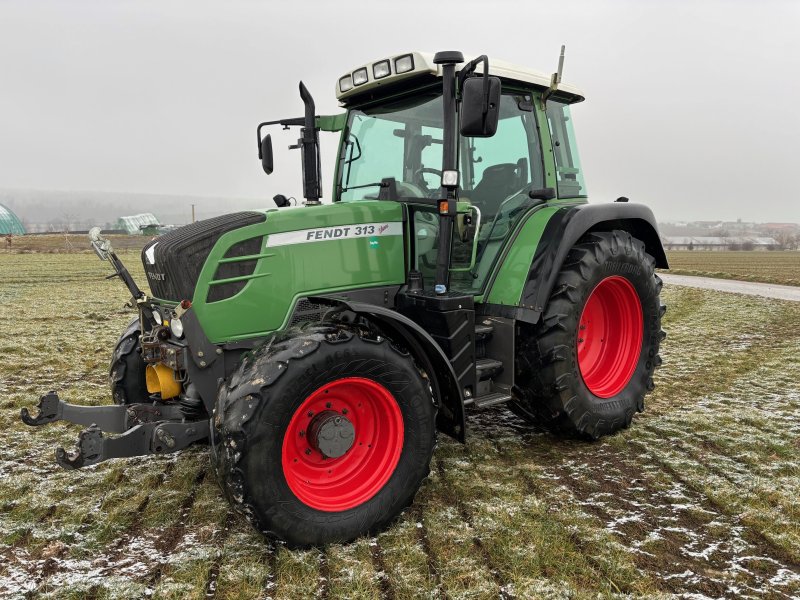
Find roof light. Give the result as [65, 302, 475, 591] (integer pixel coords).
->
[372, 60, 390, 79]
[339, 75, 353, 93]
[352, 68, 368, 86]
[394, 54, 414, 74]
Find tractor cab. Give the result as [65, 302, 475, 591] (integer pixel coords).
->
[332, 51, 588, 296]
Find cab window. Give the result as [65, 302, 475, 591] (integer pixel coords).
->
[444, 93, 544, 294]
[546, 100, 587, 198]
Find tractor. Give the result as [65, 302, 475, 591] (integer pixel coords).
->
[21, 50, 667, 547]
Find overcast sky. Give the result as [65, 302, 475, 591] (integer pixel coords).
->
[1, 0, 798, 223]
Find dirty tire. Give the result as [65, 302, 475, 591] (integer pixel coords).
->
[512, 230, 665, 438]
[109, 317, 149, 405]
[211, 325, 437, 547]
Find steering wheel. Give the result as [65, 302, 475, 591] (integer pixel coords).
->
[413, 167, 442, 196]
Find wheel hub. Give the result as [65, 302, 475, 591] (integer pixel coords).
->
[308, 410, 355, 458]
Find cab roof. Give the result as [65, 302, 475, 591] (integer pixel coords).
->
[336, 51, 585, 106]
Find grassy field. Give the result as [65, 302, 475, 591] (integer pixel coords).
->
[665, 251, 800, 286]
[1, 234, 148, 254]
[1, 254, 799, 599]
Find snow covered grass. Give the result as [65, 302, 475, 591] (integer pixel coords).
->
[1, 254, 799, 599]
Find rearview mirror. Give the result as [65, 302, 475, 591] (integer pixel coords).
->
[460, 76, 501, 137]
[260, 134, 273, 174]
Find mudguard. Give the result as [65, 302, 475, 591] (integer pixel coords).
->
[309, 297, 467, 442]
[518, 202, 667, 323]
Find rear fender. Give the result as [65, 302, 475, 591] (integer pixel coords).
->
[520, 202, 667, 323]
[309, 297, 467, 442]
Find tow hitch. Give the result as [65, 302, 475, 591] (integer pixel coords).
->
[21, 391, 209, 469]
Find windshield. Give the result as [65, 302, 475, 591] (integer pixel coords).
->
[337, 90, 444, 202]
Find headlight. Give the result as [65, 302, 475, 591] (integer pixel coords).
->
[373, 60, 390, 79]
[352, 67, 368, 86]
[339, 75, 353, 92]
[151, 309, 162, 324]
[169, 317, 184, 338]
[394, 54, 414, 74]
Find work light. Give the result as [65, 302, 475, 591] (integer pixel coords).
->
[352, 68, 368, 86]
[169, 317, 184, 339]
[373, 60, 390, 79]
[151, 309, 162, 325]
[394, 54, 414, 74]
[339, 75, 353, 92]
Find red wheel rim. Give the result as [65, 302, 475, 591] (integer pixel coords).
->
[281, 377, 404, 512]
[577, 276, 643, 398]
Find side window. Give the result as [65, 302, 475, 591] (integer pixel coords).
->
[341, 116, 404, 201]
[546, 101, 587, 198]
[461, 94, 543, 218]
[448, 93, 545, 295]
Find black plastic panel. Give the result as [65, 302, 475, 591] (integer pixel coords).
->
[141, 212, 265, 301]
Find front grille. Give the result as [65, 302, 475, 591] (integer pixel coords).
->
[207, 236, 263, 303]
[142, 212, 265, 301]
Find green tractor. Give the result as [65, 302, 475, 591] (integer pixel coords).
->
[22, 50, 666, 547]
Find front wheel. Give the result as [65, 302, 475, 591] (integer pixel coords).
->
[512, 230, 665, 438]
[109, 317, 149, 405]
[211, 325, 436, 547]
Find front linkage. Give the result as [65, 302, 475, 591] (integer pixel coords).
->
[22, 391, 208, 469]
[20, 229, 210, 469]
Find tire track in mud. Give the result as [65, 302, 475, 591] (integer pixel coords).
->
[468, 407, 800, 598]
[628, 432, 800, 565]
[204, 511, 235, 599]
[369, 537, 395, 600]
[434, 458, 516, 600]
[412, 504, 449, 600]
[316, 549, 330, 600]
[479, 430, 641, 596]
[542, 440, 799, 598]
[147, 469, 208, 588]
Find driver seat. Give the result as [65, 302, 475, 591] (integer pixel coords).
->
[470, 163, 521, 218]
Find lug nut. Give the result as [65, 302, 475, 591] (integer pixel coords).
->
[305, 448, 311, 455]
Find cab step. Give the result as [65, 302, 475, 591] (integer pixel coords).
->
[472, 391, 513, 409]
[475, 323, 494, 341]
[476, 358, 503, 380]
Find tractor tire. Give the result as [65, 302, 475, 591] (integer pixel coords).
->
[512, 230, 665, 438]
[109, 317, 149, 405]
[211, 324, 437, 547]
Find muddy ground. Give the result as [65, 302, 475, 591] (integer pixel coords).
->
[0, 254, 798, 599]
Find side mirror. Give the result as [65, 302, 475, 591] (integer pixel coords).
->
[260, 134, 273, 174]
[460, 76, 501, 137]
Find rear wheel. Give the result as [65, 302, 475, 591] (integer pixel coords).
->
[512, 230, 665, 438]
[211, 325, 436, 547]
[109, 317, 148, 405]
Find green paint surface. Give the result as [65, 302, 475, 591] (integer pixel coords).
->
[191, 201, 405, 342]
[485, 206, 560, 306]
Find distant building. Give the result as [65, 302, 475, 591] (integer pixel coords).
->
[116, 213, 161, 235]
[662, 236, 779, 251]
[0, 203, 26, 234]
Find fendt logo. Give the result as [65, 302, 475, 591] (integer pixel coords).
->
[266, 222, 402, 248]
[306, 227, 353, 241]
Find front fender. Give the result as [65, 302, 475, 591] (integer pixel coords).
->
[309, 297, 467, 442]
[520, 202, 667, 321]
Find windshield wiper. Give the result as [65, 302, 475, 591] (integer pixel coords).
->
[339, 181, 389, 193]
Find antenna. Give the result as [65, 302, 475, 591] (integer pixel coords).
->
[542, 45, 566, 108]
